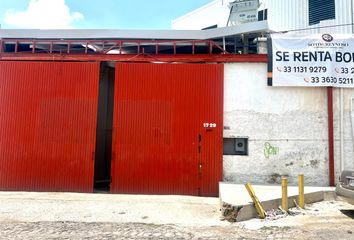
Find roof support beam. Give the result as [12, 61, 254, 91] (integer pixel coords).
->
[0, 53, 267, 63]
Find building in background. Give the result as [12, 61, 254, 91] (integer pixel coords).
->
[172, 0, 354, 54]
[172, 0, 353, 33]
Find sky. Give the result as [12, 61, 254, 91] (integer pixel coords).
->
[0, 0, 213, 29]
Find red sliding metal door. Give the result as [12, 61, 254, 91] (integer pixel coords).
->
[111, 63, 223, 196]
[0, 61, 100, 192]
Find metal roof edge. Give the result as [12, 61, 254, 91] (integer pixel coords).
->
[206, 20, 269, 38]
[0, 21, 269, 40]
[0, 29, 206, 40]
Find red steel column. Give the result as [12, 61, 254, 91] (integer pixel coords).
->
[327, 87, 335, 186]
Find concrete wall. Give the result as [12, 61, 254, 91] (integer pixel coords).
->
[223, 63, 354, 186]
[333, 88, 354, 175]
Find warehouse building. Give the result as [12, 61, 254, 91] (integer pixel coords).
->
[0, 27, 269, 196]
[1, 0, 353, 196]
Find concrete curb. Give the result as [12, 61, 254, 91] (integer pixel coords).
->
[219, 183, 336, 222]
[235, 190, 335, 221]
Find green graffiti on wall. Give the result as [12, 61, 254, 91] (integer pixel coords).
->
[264, 142, 279, 159]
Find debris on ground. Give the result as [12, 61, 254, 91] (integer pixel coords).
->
[264, 205, 307, 221]
[221, 203, 306, 222]
[220, 202, 242, 222]
[265, 207, 287, 221]
[287, 208, 303, 216]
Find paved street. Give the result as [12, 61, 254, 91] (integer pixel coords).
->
[0, 217, 353, 240]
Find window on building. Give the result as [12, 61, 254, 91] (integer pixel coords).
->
[309, 0, 335, 25]
[258, 9, 268, 21]
[223, 138, 248, 156]
[258, 10, 263, 21]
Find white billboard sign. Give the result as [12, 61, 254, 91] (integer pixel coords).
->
[272, 34, 354, 88]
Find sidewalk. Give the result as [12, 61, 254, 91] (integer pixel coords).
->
[0, 191, 226, 227]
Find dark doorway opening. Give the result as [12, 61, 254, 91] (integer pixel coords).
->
[94, 62, 115, 192]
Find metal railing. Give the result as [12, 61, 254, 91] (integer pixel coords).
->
[0, 39, 228, 55]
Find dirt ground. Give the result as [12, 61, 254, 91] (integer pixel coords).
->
[0, 192, 353, 240]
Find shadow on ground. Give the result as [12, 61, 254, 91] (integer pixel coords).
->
[340, 209, 354, 219]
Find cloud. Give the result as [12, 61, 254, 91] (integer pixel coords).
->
[4, 0, 84, 29]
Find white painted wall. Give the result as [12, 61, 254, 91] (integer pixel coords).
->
[172, 0, 233, 30]
[172, 0, 354, 34]
[267, 0, 354, 34]
[223, 63, 354, 186]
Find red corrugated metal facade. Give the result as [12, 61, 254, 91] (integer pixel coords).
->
[0, 61, 223, 196]
[111, 63, 223, 196]
[0, 61, 99, 192]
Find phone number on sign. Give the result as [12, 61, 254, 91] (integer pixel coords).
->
[306, 76, 354, 84]
[278, 66, 327, 73]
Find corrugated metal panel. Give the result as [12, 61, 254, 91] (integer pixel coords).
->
[111, 63, 223, 196]
[268, 0, 354, 34]
[326, 0, 353, 34]
[268, 0, 310, 32]
[0, 61, 100, 192]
